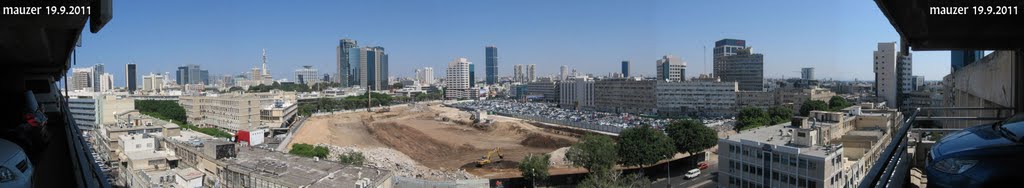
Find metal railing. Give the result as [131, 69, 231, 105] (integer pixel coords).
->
[56, 88, 113, 188]
[859, 107, 1014, 188]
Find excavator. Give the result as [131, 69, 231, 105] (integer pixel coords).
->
[476, 148, 504, 167]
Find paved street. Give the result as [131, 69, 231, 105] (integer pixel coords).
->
[651, 162, 717, 188]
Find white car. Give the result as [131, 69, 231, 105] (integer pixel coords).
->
[0, 138, 32, 187]
[684, 168, 701, 179]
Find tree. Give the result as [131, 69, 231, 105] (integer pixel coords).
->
[799, 100, 830, 116]
[565, 134, 619, 174]
[737, 107, 770, 131]
[665, 119, 718, 154]
[391, 83, 404, 89]
[518, 153, 550, 187]
[767, 106, 794, 125]
[576, 170, 651, 188]
[338, 151, 366, 166]
[617, 125, 675, 168]
[227, 86, 244, 92]
[289, 143, 329, 158]
[829, 96, 852, 111]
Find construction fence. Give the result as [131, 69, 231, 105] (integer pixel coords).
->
[490, 112, 624, 134]
[391, 177, 489, 188]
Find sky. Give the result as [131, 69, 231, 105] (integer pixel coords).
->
[74, 0, 950, 86]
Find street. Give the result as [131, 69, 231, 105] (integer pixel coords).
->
[651, 163, 717, 188]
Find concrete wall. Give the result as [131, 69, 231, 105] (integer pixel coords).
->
[941, 51, 1016, 128]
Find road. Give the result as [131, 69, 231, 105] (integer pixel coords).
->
[651, 160, 718, 188]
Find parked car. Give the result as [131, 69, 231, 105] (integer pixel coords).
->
[684, 168, 701, 179]
[0, 138, 33, 187]
[698, 162, 709, 170]
[926, 114, 1024, 187]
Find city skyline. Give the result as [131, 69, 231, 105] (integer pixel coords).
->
[71, 1, 950, 87]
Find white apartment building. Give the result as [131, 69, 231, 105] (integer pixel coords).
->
[655, 74, 737, 117]
[718, 104, 902, 188]
[656, 55, 686, 82]
[446, 58, 473, 99]
[514, 64, 524, 82]
[71, 67, 94, 91]
[416, 67, 434, 85]
[527, 64, 537, 82]
[874, 42, 898, 108]
[99, 73, 114, 92]
[559, 76, 595, 110]
[559, 65, 569, 81]
[142, 73, 166, 94]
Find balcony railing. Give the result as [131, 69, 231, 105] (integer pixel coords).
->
[859, 107, 1014, 188]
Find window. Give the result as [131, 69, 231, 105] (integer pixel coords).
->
[756, 167, 762, 176]
[757, 152, 763, 159]
[790, 156, 798, 167]
[136, 144, 141, 148]
[772, 171, 779, 180]
[790, 176, 797, 185]
[799, 177, 807, 187]
[808, 180, 817, 188]
[799, 158, 807, 168]
[781, 155, 789, 165]
[809, 161, 817, 169]
[772, 153, 780, 163]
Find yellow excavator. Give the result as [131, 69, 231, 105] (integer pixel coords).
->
[476, 148, 505, 167]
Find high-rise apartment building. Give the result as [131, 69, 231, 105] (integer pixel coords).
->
[70, 67, 93, 91]
[897, 54, 913, 95]
[514, 64, 524, 82]
[99, 73, 114, 92]
[294, 65, 319, 86]
[656, 55, 686, 82]
[416, 67, 434, 85]
[351, 46, 389, 90]
[621, 61, 631, 77]
[446, 58, 472, 99]
[801, 67, 815, 80]
[874, 42, 899, 108]
[338, 38, 358, 86]
[126, 63, 137, 93]
[714, 39, 764, 91]
[527, 64, 536, 82]
[485, 46, 498, 85]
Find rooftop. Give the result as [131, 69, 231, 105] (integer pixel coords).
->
[221, 146, 390, 187]
[725, 124, 841, 158]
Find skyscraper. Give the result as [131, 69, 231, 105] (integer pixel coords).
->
[950, 50, 984, 72]
[527, 64, 536, 82]
[874, 42, 898, 108]
[294, 65, 319, 85]
[126, 63, 137, 93]
[338, 38, 358, 87]
[621, 61, 630, 78]
[656, 55, 686, 82]
[92, 64, 104, 92]
[514, 64, 524, 82]
[351, 46, 389, 90]
[560, 65, 569, 81]
[485, 46, 498, 85]
[446, 58, 472, 99]
[469, 62, 476, 87]
[801, 67, 815, 80]
[176, 64, 204, 85]
[713, 39, 764, 91]
[199, 70, 210, 85]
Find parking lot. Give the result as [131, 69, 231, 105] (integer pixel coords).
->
[453, 100, 675, 129]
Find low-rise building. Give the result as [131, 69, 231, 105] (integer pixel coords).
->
[717, 104, 901, 188]
[655, 75, 737, 117]
[96, 111, 181, 165]
[737, 91, 775, 109]
[775, 86, 836, 112]
[179, 90, 297, 132]
[558, 76, 595, 110]
[526, 79, 559, 103]
[594, 77, 656, 114]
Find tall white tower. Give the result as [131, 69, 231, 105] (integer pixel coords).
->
[262, 48, 268, 76]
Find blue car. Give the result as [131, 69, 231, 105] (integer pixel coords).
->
[927, 114, 1024, 187]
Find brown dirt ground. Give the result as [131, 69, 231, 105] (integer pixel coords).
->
[289, 104, 581, 178]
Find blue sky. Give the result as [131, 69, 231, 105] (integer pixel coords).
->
[75, 0, 949, 86]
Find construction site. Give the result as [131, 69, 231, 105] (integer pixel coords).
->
[287, 102, 585, 181]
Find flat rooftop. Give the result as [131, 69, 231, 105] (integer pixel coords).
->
[221, 146, 390, 187]
[726, 124, 839, 158]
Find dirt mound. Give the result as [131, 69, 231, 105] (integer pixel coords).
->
[520, 133, 574, 148]
[460, 160, 521, 170]
[368, 122, 475, 164]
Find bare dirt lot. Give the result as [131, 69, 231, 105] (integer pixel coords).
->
[288, 103, 579, 179]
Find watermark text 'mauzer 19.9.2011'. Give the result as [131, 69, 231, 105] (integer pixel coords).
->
[930, 5, 1019, 15]
[3, 6, 91, 15]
